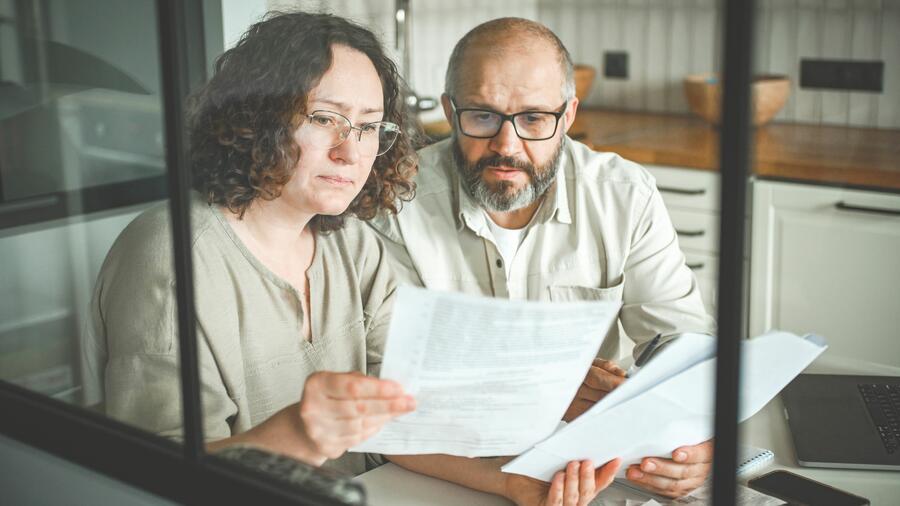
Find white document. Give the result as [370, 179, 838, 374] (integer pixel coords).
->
[352, 286, 621, 456]
[502, 331, 827, 481]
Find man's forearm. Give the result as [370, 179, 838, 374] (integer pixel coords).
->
[385, 454, 512, 498]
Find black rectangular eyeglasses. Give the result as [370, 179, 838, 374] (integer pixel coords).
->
[450, 97, 568, 141]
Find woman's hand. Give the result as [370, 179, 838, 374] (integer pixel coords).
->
[296, 371, 416, 464]
[505, 458, 621, 506]
[210, 371, 415, 465]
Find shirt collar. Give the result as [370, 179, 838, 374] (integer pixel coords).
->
[455, 174, 489, 235]
[548, 144, 573, 225]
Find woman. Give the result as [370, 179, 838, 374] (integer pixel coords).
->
[85, 11, 416, 475]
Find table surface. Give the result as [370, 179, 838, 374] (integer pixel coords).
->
[356, 353, 900, 505]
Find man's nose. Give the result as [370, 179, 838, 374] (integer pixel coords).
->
[488, 119, 523, 157]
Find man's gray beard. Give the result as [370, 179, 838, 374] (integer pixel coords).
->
[452, 136, 565, 213]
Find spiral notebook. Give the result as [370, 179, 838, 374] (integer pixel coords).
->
[737, 445, 775, 477]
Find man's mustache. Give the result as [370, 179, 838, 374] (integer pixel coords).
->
[472, 155, 535, 177]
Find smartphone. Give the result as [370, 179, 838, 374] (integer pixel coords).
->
[748, 470, 869, 506]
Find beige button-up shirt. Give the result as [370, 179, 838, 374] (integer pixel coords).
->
[369, 138, 715, 359]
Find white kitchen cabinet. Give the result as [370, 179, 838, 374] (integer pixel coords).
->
[749, 180, 900, 366]
[646, 165, 721, 316]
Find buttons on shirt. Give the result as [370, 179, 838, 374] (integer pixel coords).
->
[496, 258, 503, 269]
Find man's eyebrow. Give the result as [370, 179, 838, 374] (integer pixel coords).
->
[310, 98, 383, 115]
[458, 101, 559, 112]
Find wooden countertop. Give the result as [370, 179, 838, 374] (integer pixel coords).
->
[575, 108, 900, 192]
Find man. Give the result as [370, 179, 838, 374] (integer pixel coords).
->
[372, 18, 716, 500]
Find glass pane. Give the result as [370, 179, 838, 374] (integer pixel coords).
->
[744, 1, 900, 504]
[215, 2, 732, 505]
[0, 0, 177, 441]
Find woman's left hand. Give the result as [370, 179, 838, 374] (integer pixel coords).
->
[505, 458, 621, 506]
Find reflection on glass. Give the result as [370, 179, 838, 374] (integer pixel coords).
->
[0, 0, 172, 436]
[0, 0, 165, 214]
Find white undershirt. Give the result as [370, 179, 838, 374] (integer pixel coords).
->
[484, 213, 527, 278]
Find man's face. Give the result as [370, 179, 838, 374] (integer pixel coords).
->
[444, 43, 578, 213]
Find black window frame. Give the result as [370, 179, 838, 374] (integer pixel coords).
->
[0, 0, 757, 504]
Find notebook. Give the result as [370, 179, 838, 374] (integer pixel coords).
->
[737, 445, 775, 477]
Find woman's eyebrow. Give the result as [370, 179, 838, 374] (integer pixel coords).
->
[311, 98, 383, 115]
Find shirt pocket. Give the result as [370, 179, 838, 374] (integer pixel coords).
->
[548, 280, 624, 303]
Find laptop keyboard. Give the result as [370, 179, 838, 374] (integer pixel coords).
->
[858, 383, 900, 454]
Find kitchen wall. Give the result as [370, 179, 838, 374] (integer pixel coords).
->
[542, 0, 898, 129]
[260, 0, 899, 129]
[754, 0, 898, 128]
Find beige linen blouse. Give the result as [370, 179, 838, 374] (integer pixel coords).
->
[83, 195, 395, 475]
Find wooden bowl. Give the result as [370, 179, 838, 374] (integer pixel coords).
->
[574, 64, 597, 102]
[683, 73, 790, 126]
[569, 64, 597, 138]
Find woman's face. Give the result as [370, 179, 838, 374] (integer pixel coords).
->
[282, 44, 385, 217]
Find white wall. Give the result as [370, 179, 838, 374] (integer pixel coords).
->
[221, 0, 268, 49]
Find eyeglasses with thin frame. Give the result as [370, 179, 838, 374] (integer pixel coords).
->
[449, 98, 568, 141]
[301, 110, 401, 157]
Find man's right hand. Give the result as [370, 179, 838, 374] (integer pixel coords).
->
[562, 359, 627, 421]
[297, 371, 416, 463]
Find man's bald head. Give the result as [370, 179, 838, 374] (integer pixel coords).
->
[444, 18, 575, 101]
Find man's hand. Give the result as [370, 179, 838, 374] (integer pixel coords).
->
[563, 359, 627, 421]
[625, 439, 713, 498]
[505, 459, 621, 506]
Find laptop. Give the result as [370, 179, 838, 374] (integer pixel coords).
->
[781, 374, 900, 471]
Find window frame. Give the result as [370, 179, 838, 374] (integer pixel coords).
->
[711, 0, 755, 503]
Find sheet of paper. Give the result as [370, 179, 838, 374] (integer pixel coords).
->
[352, 286, 621, 456]
[502, 331, 826, 480]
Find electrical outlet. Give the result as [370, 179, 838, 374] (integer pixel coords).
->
[604, 51, 628, 79]
[799, 59, 883, 92]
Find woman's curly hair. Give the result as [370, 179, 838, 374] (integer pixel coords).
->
[188, 11, 416, 232]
